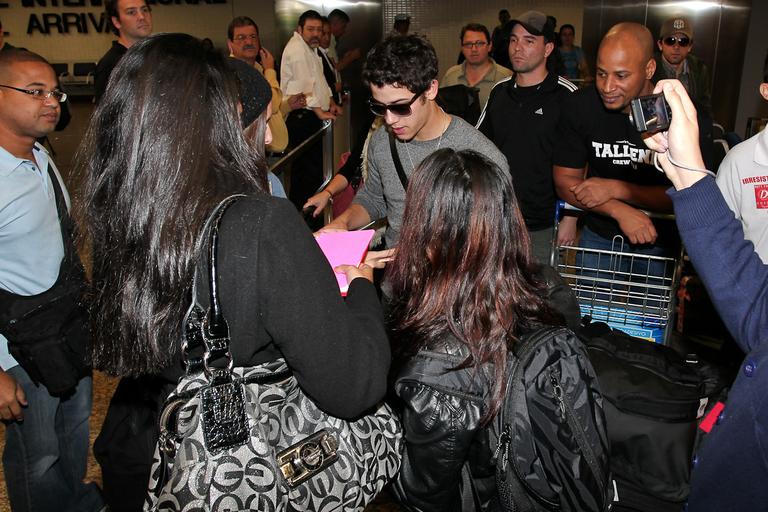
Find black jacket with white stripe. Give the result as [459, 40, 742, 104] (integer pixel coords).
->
[477, 73, 577, 231]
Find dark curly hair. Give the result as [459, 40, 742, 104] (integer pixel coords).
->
[363, 35, 438, 93]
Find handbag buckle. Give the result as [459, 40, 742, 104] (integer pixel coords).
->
[158, 398, 186, 457]
[277, 430, 339, 486]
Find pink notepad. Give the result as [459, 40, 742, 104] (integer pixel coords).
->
[315, 230, 375, 295]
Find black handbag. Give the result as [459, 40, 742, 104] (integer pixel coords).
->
[0, 164, 89, 396]
[145, 195, 402, 511]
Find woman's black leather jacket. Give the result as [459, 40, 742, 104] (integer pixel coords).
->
[391, 338, 500, 512]
[390, 266, 580, 512]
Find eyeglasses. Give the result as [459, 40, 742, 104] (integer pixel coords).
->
[663, 36, 691, 47]
[0, 85, 67, 102]
[461, 41, 488, 49]
[368, 89, 424, 117]
[233, 34, 259, 42]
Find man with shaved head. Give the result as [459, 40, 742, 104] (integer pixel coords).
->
[553, 22, 675, 277]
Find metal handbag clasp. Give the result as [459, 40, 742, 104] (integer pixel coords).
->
[158, 398, 187, 457]
[277, 430, 339, 486]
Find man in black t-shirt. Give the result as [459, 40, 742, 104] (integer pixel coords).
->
[553, 22, 674, 298]
[478, 10, 576, 262]
[554, 22, 673, 246]
[95, 0, 153, 102]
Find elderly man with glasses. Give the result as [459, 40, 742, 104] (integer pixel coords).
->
[320, 35, 507, 254]
[227, 16, 303, 155]
[0, 49, 103, 512]
[652, 16, 711, 115]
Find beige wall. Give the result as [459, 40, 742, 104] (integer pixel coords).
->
[0, 1, 279, 66]
[0, 0, 584, 78]
[383, 0, 585, 79]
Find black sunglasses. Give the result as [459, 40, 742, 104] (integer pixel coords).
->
[368, 89, 425, 117]
[663, 36, 691, 47]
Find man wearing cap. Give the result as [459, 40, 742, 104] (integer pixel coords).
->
[280, 9, 342, 215]
[553, 23, 674, 276]
[477, 10, 576, 263]
[652, 16, 711, 114]
[95, 0, 152, 102]
[441, 23, 512, 110]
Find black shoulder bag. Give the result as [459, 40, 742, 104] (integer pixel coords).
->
[0, 165, 90, 396]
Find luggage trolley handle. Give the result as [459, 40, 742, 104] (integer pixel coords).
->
[550, 200, 678, 268]
[554, 200, 675, 222]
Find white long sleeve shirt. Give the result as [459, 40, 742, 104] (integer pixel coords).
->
[280, 31, 331, 112]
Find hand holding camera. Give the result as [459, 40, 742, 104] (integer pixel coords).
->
[641, 79, 710, 190]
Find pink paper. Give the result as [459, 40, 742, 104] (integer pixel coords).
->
[315, 230, 375, 294]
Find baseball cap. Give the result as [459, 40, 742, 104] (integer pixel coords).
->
[509, 10, 556, 42]
[660, 17, 693, 40]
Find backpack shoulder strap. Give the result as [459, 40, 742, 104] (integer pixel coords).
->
[388, 131, 409, 190]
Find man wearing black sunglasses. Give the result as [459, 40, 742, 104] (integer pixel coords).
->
[652, 16, 711, 115]
[320, 35, 507, 251]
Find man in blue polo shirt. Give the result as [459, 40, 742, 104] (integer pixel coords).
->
[0, 49, 102, 512]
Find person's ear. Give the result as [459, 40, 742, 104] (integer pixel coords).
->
[227, 40, 234, 55]
[424, 79, 439, 100]
[646, 58, 656, 79]
[760, 83, 768, 102]
[544, 41, 554, 58]
[111, 16, 122, 31]
[657, 40, 663, 52]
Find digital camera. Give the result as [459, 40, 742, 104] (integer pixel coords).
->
[629, 93, 672, 133]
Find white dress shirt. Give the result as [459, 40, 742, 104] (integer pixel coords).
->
[280, 31, 332, 112]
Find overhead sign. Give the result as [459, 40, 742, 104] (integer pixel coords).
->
[0, 0, 227, 35]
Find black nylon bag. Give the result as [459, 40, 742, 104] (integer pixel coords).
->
[436, 84, 482, 126]
[495, 327, 611, 512]
[0, 283, 89, 396]
[578, 320, 717, 509]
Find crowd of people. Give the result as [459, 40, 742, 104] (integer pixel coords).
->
[0, 1, 767, 511]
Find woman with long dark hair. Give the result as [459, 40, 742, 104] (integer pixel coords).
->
[388, 148, 570, 510]
[78, 33, 391, 509]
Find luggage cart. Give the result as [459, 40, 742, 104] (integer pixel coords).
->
[550, 201, 682, 344]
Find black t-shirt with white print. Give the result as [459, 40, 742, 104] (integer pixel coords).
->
[554, 85, 672, 240]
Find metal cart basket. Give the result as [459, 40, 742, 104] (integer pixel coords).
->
[550, 202, 682, 344]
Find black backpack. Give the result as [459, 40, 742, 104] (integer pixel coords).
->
[577, 320, 728, 511]
[494, 326, 612, 512]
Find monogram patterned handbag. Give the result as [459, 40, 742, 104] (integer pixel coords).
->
[144, 196, 402, 511]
